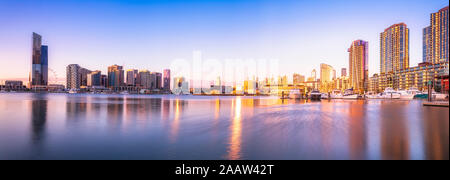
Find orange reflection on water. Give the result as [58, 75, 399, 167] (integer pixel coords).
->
[227, 97, 242, 160]
[169, 99, 181, 143]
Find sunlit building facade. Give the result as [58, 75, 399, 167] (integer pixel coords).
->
[423, 6, 449, 64]
[369, 62, 449, 93]
[348, 40, 369, 93]
[107, 65, 124, 88]
[380, 23, 409, 73]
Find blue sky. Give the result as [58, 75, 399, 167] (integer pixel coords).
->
[0, 0, 448, 83]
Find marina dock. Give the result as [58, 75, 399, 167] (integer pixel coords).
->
[423, 101, 449, 107]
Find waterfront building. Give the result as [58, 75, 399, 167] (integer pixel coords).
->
[423, 6, 449, 64]
[0, 81, 27, 92]
[341, 68, 347, 77]
[380, 23, 410, 73]
[30, 33, 48, 87]
[173, 77, 190, 95]
[79, 68, 92, 87]
[151, 72, 162, 89]
[293, 74, 305, 85]
[100, 75, 108, 87]
[349, 40, 369, 94]
[163, 69, 171, 91]
[311, 69, 317, 81]
[66, 64, 81, 90]
[126, 69, 139, 86]
[138, 70, 151, 89]
[369, 62, 449, 93]
[320, 63, 334, 92]
[320, 63, 333, 83]
[87, 71, 101, 87]
[107, 65, 124, 88]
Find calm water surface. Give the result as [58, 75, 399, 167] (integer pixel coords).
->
[0, 93, 448, 160]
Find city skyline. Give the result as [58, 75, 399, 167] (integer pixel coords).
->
[0, 0, 448, 84]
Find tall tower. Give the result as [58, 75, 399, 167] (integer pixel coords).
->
[423, 6, 449, 64]
[349, 40, 369, 94]
[380, 23, 409, 73]
[30, 33, 48, 87]
[163, 69, 171, 91]
[107, 65, 124, 88]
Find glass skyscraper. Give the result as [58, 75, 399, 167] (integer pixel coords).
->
[30, 32, 48, 87]
[423, 6, 448, 64]
[348, 40, 369, 93]
[380, 23, 409, 73]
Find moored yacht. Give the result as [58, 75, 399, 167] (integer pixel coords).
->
[309, 90, 322, 101]
[289, 89, 302, 99]
[330, 90, 343, 99]
[342, 88, 358, 99]
[381, 88, 400, 99]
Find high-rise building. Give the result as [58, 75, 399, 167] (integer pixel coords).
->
[107, 65, 124, 88]
[66, 64, 81, 90]
[423, 6, 449, 64]
[87, 71, 101, 87]
[152, 72, 162, 89]
[332, 69, 336, 80]
[138, 70, 151, 89]
[79, 68, 92, 87]
[320, 63, 333, 84]
[341, 68, 347, 77]
[311, 69, 317, 81]
[30, 33, 48, 87]
[163, 69, 171, 91]
[423, 26, 432, 63]
[380, 23, 409, 73]
[100, 75, 108, 87]
[293, 74, 305, 85]
[126, 69, 138, 86]
[348, 40, 369, 93]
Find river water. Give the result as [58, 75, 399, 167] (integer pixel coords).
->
[0, 93, 448, 160]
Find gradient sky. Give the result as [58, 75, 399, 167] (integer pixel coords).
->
[0, 0, 448, 84]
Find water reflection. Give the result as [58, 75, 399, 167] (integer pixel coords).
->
[0, 94, 448, 160]
[30, 98, 47, 147]
[379, 102, 410, 160]
[227, 97, 242, 160]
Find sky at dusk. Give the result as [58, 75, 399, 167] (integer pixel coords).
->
[0, 0, 448, 84]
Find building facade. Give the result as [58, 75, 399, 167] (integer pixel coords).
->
[341, 68, 347, 77]
[87, 71, 101, 87]
[380, 23, 409, 73]
[163, 69, 171, 91]
[369, 62, 449, 93]
[423, 6, 449, 64]
[66, 64, 81, 90]
[108, 65, 124, 88]
[126, 69, 138, 86]
[348, 40, 369, 93]
[293, 73, 305, 85]
[30, 33, 48, 87]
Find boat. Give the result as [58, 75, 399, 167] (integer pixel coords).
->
[0, 90, 7, 93]
[321, 93, 329, 99]
[288, 89, 302, 99]
[342, 88, 358, 99]
[380, 88, 401, 99]
[330, 90, 343, 99]
[68, 89, 78, 94]
[397, 90, 414, 100]
[309, 90, 322, 101]
[120, 91, 129, 95]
